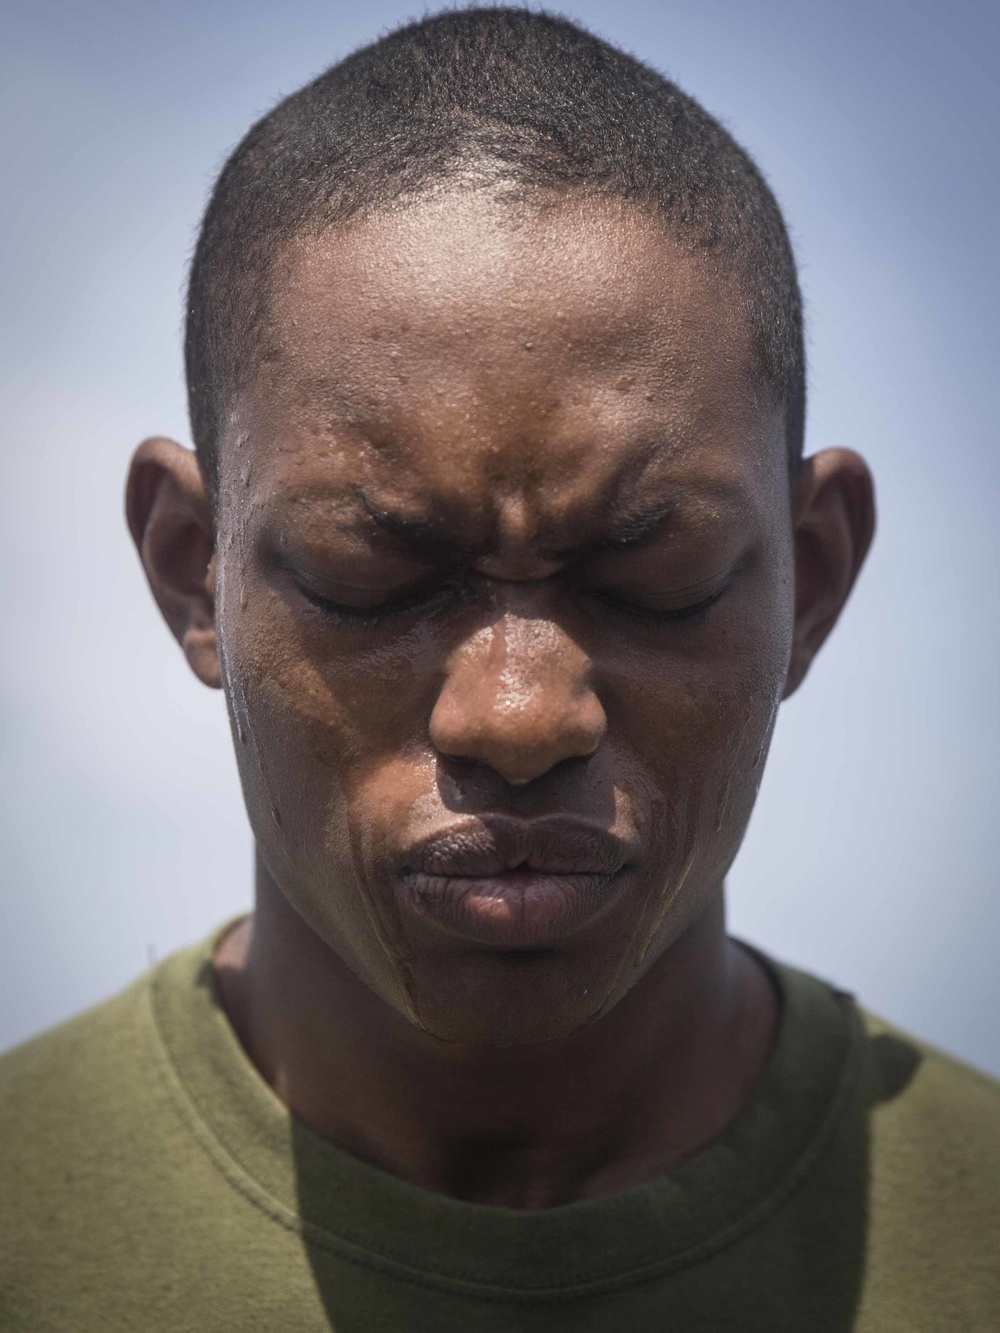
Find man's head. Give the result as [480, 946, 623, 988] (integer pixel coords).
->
[127, 9, 874, 1047]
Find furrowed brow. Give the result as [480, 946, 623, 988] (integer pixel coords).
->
[354, 488, 475, 555]
[536, 498, 677, 560]
[596, 498, 677, 548]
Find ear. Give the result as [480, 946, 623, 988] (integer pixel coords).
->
[784, 448, 875, 698]
[125, 437, 221, 689]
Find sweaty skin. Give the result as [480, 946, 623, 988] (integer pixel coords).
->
[128, 189, 873, 1207]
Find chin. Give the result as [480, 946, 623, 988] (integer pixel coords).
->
[402, 950, 616, 1048]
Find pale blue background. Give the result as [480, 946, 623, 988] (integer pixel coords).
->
[2, 1, 997, 1073]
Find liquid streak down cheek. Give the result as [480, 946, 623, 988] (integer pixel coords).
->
[216, 562, 250, 749]
[348, 812, 425, 1029]
[590, 787, 698, 1024]
[234, 616, 423, 1021]
[216, 565, 285, 832]
[215, 489, 283, 820]
[628, 697, 772, 984]
[612, 686, 779, 1003]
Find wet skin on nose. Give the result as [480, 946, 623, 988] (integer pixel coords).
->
[214, 191, 796, 1047]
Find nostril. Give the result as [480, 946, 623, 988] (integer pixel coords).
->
[430, 693, 607, 787]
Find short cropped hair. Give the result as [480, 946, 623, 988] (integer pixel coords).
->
[185, 7, 805, 500]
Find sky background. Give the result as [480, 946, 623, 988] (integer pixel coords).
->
[2, 0, 998, 1074]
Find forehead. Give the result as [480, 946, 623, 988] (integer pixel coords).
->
[230, 191, 782, 535]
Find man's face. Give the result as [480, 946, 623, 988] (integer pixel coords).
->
[214, 192, 795, 1045]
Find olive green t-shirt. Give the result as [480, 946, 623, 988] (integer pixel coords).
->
[1, 927, 998, 1331]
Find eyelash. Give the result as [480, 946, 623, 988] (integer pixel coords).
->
[298, 579, 728, 629]
[298, 581, 457, 627]
[586, 584, 729, 626]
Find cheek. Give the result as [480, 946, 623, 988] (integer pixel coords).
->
[215, 564, 442, 1014]
[603, 588, 791, 947]
[221, 570, 438, 801]
[614, 616, 785, 788]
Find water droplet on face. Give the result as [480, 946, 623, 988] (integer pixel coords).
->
[714, 774, 734, 834]
[235, 719, 246, 745]
[270, 805, 282, 827]
[410, 887, 429, 917]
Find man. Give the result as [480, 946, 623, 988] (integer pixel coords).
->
[1, 8, 997, 1330]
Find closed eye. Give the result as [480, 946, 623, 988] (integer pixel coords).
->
[583, 581, 730, 626]
[295, 579, 456, 627]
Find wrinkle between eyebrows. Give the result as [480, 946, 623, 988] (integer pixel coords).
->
[272, 475, 749, 571]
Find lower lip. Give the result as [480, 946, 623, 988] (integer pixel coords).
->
[399, 870, 620, 947]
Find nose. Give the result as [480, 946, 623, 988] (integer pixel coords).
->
[428, 609, 607, 786]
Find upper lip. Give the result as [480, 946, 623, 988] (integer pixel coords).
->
[399, 816, 632, 879]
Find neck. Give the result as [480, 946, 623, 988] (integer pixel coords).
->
[214, 851, 778, 1210]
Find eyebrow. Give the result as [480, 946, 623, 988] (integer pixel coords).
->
[580, 497, 677, 551]
[348, 486, 682, 562]
[355, 490, 470, 553]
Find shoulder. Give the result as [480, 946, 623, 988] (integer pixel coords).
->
[0, 970, 152, 1129]
[856, 1008, 1000, 1329]
[0, 968, 169, 1225]
[0, 931, 224, 1167]
[861, 1007, 1000, 1162]
[0, 943, 214, 1209]
[0, 927, 229, 1135]
[0, 948, 222, 1327]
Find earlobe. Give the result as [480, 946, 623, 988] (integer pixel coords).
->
[125, 437, 222, 689]
[784, 449, 876, 699]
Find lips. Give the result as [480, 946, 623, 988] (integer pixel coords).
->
[396, 818, 632, 947]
